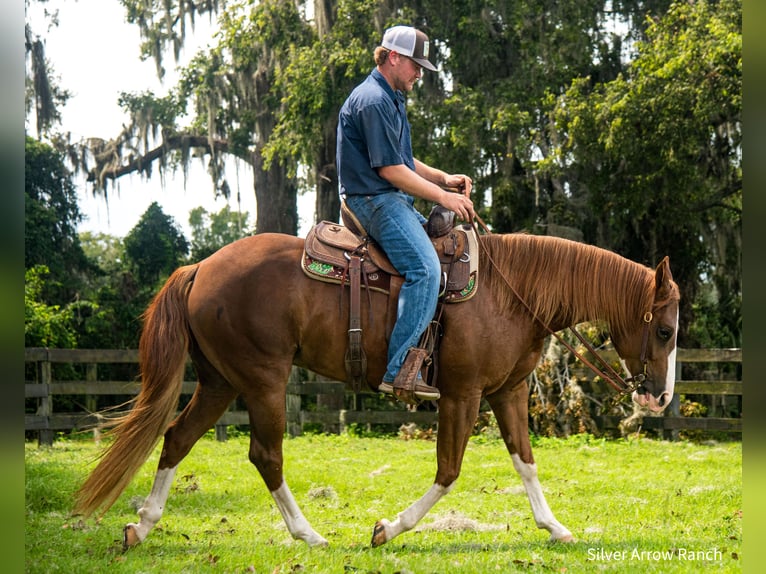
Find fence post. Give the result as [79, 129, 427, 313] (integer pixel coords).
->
[215, 402, 231, 442]
[316, 375, 344, 434]
[339, 409, 347, 434]
[286, 367, 302, 437]
[85, 363, 102, 443]
[665, 356, 682, 441]
[38, 357, 54, 447]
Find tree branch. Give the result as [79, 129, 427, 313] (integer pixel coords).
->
[85, 133, 248, 187]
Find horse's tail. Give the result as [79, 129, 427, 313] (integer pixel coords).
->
[73, 264, 199, 518]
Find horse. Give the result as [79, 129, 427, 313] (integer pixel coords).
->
[73, 230, 680, 548]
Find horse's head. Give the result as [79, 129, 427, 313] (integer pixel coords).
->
[613, 257, 680, 413]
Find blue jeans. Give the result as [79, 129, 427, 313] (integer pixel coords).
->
[344, 192, 441, 383]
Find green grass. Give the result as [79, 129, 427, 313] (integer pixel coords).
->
[25, 433, 741, 573]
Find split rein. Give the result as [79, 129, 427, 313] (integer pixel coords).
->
[468, 213, 649, 402]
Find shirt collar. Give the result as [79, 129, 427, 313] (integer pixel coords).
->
[371, 68, 405, 107]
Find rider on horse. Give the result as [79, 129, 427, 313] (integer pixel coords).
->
[336, 25, 475, 401]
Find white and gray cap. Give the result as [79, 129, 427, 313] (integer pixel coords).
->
[381, 25, 438, 72]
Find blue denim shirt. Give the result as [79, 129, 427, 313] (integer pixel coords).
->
[337, 68, 415, 197]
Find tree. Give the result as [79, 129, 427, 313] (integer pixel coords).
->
[123, 202, 189, 286]
[24, 265, 78, 348]
[25, 0, 71, 138]
[76, 232, 147, 350]
[57, 0, 673, 233]
[25, 136, 93, 303]
[68, 0, 307, 235]
[547, 0, 741, 345]
[28, 0, 740, 350]
[188, 204, 253, 261]
[264, 0, 379, 223]
[79, 231, 126, 278]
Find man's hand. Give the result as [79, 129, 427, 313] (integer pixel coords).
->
[379, 162, 475, 220]
[440, 178, 474, 222]
[444, 174, 473, 197]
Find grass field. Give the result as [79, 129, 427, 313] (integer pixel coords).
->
[25, 432, 741, 573]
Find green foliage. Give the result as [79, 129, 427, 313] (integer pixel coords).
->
[23, 137, 151, 351]
[264, 0, 377, 172]
[123, 202, 189, 286]
[78, 232, 126, 277]
[414, 0, 623, 230]
[117, 90, 187, 144]
[188, 204, 252, 261]
[25, 136, 93, 304]
[26, 0, 741, 360]
[70, 232, 148, 350]
[25, 10, 72, 138]
[548, 0, 741, 347]
[25, 435, 741, 573]
[24, 266, 78, 348]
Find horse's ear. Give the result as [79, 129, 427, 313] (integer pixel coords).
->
[654, 256, 673, 296]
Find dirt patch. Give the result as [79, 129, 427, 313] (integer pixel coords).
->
[415, 510, 505, 533]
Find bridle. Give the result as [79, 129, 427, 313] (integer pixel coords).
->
[470, 214, 652, 398]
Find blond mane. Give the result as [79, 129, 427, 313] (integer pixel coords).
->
[480, 233, 656, 334]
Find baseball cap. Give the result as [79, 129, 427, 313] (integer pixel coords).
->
[381, 25, 438, 72]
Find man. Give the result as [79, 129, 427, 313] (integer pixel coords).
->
[337, 25, 475, 401]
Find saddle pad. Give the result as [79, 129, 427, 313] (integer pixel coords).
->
[438, 224, 479, 303]
[302, 253, 392, 294]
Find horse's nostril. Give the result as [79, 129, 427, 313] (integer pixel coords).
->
[658, 391, 671, 408]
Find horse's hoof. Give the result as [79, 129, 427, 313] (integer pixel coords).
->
[371, 521, 387, 547]
[123, 524, 141, 550]
[306, 534, 329, 547]
[551, 533, 576, 543]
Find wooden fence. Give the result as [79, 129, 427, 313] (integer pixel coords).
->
[593, 348, 742, 438]
[25, 347, 741, 445]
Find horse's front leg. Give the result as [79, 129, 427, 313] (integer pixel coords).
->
[371, 394, 479, 547]
[511, 453, 573, 542]
[487, 381, 573, 542]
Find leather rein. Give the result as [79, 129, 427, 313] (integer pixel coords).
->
[469, 213, 650, 398]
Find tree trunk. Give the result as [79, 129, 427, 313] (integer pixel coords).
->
[313, 0, 340, 225]
[253, 147, 298, 235]
[315, 118, 339, 224]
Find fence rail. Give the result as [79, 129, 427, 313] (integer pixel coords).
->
[590, 348, 742, 436]
[25, 347, 740, 445]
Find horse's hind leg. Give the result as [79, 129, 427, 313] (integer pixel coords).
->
[239, 376, 328, 547]
[124, 356, 238, 549]
[486, 382, 574, 542]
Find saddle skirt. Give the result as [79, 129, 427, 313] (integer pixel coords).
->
[302, 219, 479, 303]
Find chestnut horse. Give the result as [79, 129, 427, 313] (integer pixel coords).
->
[74, 231, 679, 548]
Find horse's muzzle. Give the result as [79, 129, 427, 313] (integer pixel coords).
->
[632, 387, 672, 413]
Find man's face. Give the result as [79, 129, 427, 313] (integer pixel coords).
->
[390, 52, 423, 92]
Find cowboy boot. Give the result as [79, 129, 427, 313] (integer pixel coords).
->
[378, 347, 440, 403]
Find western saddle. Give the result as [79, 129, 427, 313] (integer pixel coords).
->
[301, 201, 479, 395]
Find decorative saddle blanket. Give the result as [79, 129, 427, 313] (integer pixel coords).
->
[302, 219, 479, 303]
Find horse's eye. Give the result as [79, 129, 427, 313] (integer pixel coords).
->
[657, 326, 673, 342]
